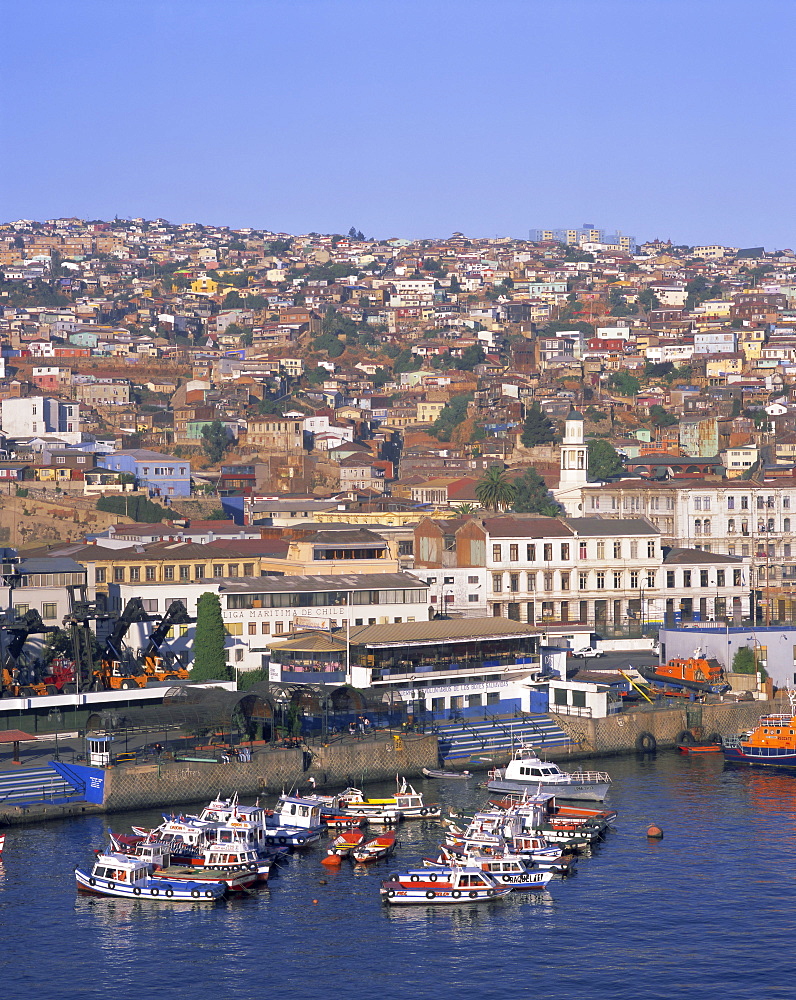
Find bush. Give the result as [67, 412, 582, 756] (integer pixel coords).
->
[96, 495, 173, 522]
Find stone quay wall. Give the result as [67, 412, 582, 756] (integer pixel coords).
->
[102, 732, 438, 814]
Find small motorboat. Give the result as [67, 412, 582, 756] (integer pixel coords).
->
[422, 768, 471, 780]
[76, 852, 225, 902]
[340, 779, 441, 820]
[677, 741, 723, 754]
[352, 831, 397, 864]
[380, 866, 511, 905]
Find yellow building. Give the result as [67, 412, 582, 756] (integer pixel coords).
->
[190, 276, 219, 295]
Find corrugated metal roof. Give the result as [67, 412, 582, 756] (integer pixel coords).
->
[569, 517, 659, 536]
[341, 617, 539, 648]
[221, 572, 426, 593]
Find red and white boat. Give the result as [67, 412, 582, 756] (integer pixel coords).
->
[380, 866, 511, 905]
[321, 830, 366, 866]
[352, 831, 396, 864]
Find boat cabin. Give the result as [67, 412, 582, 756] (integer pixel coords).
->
[92, 853, 148, 884]
[273, 795, 323, 829]
[132, 842, 171, 867]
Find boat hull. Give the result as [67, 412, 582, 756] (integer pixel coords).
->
[75, 869, 224, 902]
[722, 746, 796, 767]
[485, 777, 611, 802]
[381, 882, 511, 904]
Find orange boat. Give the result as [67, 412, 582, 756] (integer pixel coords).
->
[641, 655, 730, 694]
[352, 831, 396, 864]
[677, 742, 723, 754]
[322, 829, 365, 865]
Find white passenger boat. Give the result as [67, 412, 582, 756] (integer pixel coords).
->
[380, 866, 511, 905]
[487, 746, 611, 802]
[338, 779, 440, 820]
[423, 852, 554, 891]
[75, 852, 225, 902]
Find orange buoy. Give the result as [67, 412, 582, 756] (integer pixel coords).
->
[647, 824, 664, 839]
[321, 854, 342, 867]
[313, 899, 318, 904]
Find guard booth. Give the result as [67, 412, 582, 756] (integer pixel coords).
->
[86, 733, 112, 767]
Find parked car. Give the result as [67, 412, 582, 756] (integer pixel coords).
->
[569, 646, 604, 658]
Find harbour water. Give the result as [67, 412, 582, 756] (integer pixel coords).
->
[2, 750, 793, 1000]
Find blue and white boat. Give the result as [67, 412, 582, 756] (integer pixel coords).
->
[75, 852, 225, 902]
[422, 854, 554, 891]
[262, 794, 325, 848]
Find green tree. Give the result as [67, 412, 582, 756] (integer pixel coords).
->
[637, 288, 661, 311]
[430, 393, 472, 441]
[732, 645, 766, 678]
[649, 404, 678, 427]
[458, 344, 486, 370]
[512, 468, 561, 515]
[191, 592, 231, 681]
[588, 440, 623, 480]
[96, 495, 173, 522]
[608, 373, 641, 397]
[391, 349, 420, 374]
[201, 420, 231, 464]
[520, 402, 556, 447]
[475, 466, 516, 510]
[452, 502, 479, 515]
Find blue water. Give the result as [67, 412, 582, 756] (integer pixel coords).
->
[1, 751, 794, 1000]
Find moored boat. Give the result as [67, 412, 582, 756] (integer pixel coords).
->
[124, 838, 270, 886]
[339, 779, 440, 820]
[351, 831, 396, 864]
[486, 746, 611, 802]
[423, 853, 554, 891]
[75, 852, 225, 902]
[380, 866, 511, 905]
[421, 767, 471, 780]
[723, 692, 796, 768]
[322, 829, 365, 865]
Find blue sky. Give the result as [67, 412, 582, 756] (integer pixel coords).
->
[2, 0, 794, 247]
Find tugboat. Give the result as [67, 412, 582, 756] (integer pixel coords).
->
[723, 691, 796, 768]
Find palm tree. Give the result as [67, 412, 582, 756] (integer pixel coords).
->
[475, 467, 516, 511]
[452, 502, 479, 516]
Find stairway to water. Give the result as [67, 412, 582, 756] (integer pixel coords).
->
[0, 765, 81, 807]
[435, 713, 572, 762]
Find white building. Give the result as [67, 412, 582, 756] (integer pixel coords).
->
[1, 397, 82, 444]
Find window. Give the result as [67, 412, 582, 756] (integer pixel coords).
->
[274, 621, 284, 634]
[526, 544, 536, 561]
[717, 570, 725, 587]
[613, 572, 622, 589]
[146, 566, 156, 581]
[757, 496, 765, 510]
[41, 603, 57, 619]
[561, 543, 570, 560]
[213, 565, 224, 577]
[785, 497, 791, 510]
[228, 565, 239, 577]
[561, 572, 570, 591]
[728, 545, 736, 556]
[179, 566, 190, 581]
[700, 570, 709, 587]
[129, 567, 140, 582]
[467, 575, 479, 584]
[492, 574, 503, 593]
[195, 565, 205, 578]
[468, 594, 479, 602]
[509, 573, 519, 593]
[728, 519, 735, 533]
[543, 543, 553, 561]
[613, 541, 621, 559]
[114, 567, 125, 582]
[786, 544, 792, 558]
[647, 541, 656, 558]
[630, 570, 639, 588]
[142, 599, 158, 612]
[785, 519, 791, 533]
[727, 496, 735, 510]
[579, 541, 587, 559]
[646, 571, 655, 588]
[683, 570, 692, 587]
[694, 519, 702, 535]
[96, 568, 106, 584]
[261, 622, 270, 634]
[596, 572, 605, 590]
[13, 604, 29, 616]
[526, 572, 536, 591]
[741, 496, 749, 509]
[543, 572, 553, 592]
[509, 544, 518, 562]
[703, 497, 711, 510]
[667, 571, 675, 589]
[703, 519, 711, 536]
[248, 622, 257, 635]
[596, 541, 605, 559]
[492, 544, 502, 562]
[630, 541, 638, 558]
[579, 572, 588, 590]
[163, 566, 174, 581]
[694, 497, 702, 511]
[226, 622, 243, 636]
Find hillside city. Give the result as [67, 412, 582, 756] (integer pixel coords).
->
[2, 215, 796, 703]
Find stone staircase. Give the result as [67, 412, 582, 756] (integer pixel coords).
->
[435, 713, 572, 762]
[0, 765, 81, 807]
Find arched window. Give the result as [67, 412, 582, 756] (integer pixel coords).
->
[728, 518, 735, 533]
[704, 519, 711, 536]
[694, 518, 702, 535]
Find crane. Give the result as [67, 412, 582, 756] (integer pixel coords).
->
[0, 610, 56, 697]
[140, 600, 194, 682]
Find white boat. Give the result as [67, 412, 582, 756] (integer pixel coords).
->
[380, 866, 511, 905]
[486, 746, 612, 802]
[423, 853, 554, 891]
[75, 852, 225, 902]
[125, 838, 271, 885]
[262, 794, 325, 848]
[339, 779, 441, 820]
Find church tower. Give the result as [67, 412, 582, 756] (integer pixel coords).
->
[555, 409, 588, 515]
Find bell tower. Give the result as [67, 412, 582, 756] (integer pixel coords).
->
[555, 409, 588, 515]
